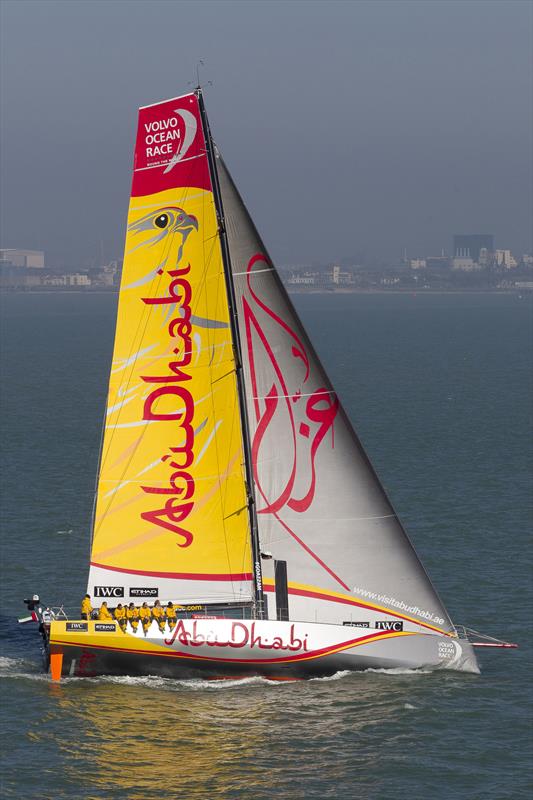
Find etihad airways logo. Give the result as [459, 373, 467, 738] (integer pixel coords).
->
[142, 108, 197, 172]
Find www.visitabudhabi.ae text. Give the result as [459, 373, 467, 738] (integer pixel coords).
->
[352, 586, 445, 626]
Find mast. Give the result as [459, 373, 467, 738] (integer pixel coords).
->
[196, 89, 266, 619]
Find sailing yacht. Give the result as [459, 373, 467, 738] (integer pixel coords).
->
[39, 90, 483, 679]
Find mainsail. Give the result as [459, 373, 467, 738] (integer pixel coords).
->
[87, 94, 254, 606]
[215, 152, 455, 634]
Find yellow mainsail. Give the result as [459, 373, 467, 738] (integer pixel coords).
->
[87, 93, 253, 606]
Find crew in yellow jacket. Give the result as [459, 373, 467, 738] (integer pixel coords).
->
[139, 602, 151, 635]
[165, 602, 177, 631]
[81, 594, 93, 620]
[126, 603, 140, 633]
[114, 603, 127, 632]
[151, 600, 165, 633]
[98, 602, 113, 621]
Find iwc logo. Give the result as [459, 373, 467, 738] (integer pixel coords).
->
[94, 586, 124, 598]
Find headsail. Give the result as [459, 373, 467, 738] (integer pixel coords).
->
[216, 152, 455, 634]
[87, 94, 253, 606]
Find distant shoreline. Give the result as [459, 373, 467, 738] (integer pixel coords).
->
[1, 287, 530, 296]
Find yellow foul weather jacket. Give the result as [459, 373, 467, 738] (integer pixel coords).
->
[81, 598, 93, 617]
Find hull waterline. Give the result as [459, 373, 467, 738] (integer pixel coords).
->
[48, 618, 480, 680]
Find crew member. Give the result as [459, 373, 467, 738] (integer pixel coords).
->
[152, 600, 165, 633]
[98, 601, 113, 621]
[139, 602, 151, 635]
[81, 594, 93, 620]
[165, 601, 177, 631]
[114, 603, 127, 632]
[126, 602, 140, 633]
[24, 594, 41, 612]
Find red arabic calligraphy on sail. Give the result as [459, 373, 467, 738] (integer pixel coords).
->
[242, 253, 348, 588]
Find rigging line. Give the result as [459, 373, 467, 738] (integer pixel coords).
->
[98, 470, 230, 485]
[260, 514, 397, 523]
[202, 183, 235, 593]
[220, 379, 246, 589]
[232, 267, 273, 276]
[199, 95, 264, 616]
[202, 183, 246, 597]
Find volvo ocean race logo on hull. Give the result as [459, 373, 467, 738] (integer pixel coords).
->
[94, 586, 124, 598]
[130, 587, 159, 598]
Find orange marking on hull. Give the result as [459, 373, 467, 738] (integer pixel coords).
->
[50, 652, 63, 681]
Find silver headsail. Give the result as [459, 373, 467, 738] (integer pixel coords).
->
[216, 151, 454, 636]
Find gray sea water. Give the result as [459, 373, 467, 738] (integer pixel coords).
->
[0, 292, 531, 800]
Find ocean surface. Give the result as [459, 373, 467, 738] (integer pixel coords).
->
[0, 291, 531, 800]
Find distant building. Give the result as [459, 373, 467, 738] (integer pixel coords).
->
[478, 247, 490, 267]
[287, 273, 316, 285]
[0, 249, 45, 288]
[325, 265, 354, 285]
[451, 256, 480, 271]
[380, 277, 400, 286]
[495, 250, 517, 269]
[66, 273, 91, 286]
[0, 249, 45, 268]
[44, 275, 67, 287]
[453, 235, 494, 263]
[410, 258, 426, 270]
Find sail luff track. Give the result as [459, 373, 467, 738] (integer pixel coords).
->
[195, 89, 265, 619]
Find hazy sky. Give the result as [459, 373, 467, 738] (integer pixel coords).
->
[1, 0, 531, 267]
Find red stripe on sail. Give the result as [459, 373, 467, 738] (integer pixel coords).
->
[263, 584, 448, 634]
[90, 562, 253, 582]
